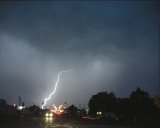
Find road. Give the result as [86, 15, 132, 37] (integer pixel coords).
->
[34, 117, 80, 128]
[0, 116, 147, 128]
[34, 117, 140, 128]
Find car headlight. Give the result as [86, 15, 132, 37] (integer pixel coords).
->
[46, 113, 49, 117]
[49, 113, 53, 117]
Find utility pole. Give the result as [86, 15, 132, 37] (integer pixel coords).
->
[18, 96, 22, 106]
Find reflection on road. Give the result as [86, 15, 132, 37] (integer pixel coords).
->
[48, 123, 78, 128]
[45, 117, 53, 123]
[44, 117, 79, 128]
[44, 117, 54, 128]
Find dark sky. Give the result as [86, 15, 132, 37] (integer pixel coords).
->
[0, 1, 159, 108]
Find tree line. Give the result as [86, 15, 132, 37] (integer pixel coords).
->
[88, 87, 160, 126]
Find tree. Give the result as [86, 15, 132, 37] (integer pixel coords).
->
[88, 91, 117, 117]
[0, 99, 7, 115]
[68, 105, 78, 117]
[130, 87, 149, 100]
[115, 98, 130, 116]
[129, 87, 156, 123]
[28, 105, 40, 116]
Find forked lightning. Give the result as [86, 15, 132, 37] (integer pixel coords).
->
[41, 70, 72, 109]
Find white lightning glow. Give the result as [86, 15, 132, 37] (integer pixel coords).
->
[41, 70, 72, 109]
[53, 104, 58, 110]
[58, 105, 63, 110]
[51, 104, 64, 114]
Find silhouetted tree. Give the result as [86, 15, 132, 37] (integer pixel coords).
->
[129, 87, 157, 123]
[29, 105, 40, 116]
[88, 91, 117, 117]
[116, 98, 130, 116]
[88, 88, 160, 126]
[0, 99, 7, 115]
[68, 105, 78, 117]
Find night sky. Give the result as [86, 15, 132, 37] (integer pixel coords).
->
[0, 1, 159, 108]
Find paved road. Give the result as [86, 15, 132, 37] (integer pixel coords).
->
[37, 117, 80, 128]
[0, 117, 42, 128]
[40, 117, 137, 128]
[47, 123, 79, 128]
[0, 116, 147, 128]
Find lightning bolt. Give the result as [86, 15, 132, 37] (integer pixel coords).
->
[41, 69, 73, 109]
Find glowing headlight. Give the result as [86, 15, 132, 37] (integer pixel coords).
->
[49, 113, 53, 117]
[46, 113, 49, 117]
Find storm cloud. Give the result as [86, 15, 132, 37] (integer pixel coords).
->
[0, 1, 159, 107]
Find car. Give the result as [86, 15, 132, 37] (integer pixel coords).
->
[41, 109, 53, 118]
[45, 112, 53, 117]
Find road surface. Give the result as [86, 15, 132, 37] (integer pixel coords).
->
[34, 117, 141, 128]
[0, 116, 149, 128]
